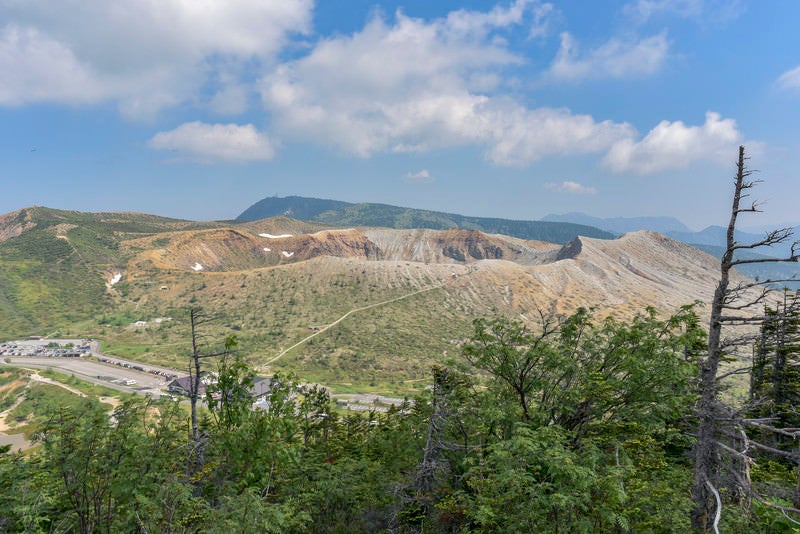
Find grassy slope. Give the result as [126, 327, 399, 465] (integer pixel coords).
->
[95, 258, 478, 394]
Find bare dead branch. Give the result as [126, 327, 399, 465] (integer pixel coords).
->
[731, 436, 799, 461]
[721, 457, 800, 525]
[742, 419, 800, 440]
[732, 228, 795, 251]
[706, 479, 722, 534]
[732, 256, 799, 266]
[717, 366, 752, 381]
[719, 315, 784, 324]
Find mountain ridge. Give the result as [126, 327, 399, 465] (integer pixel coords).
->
[543, 211, 800, 286]
[0, 205, 772, 391]
[237, 195, 615, 244]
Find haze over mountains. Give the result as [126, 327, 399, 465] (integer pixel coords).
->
[542, 211, 800, 257]
[541, 212, 693, 235]
[0, 199, 780, 391]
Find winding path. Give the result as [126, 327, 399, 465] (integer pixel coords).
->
[264, 283, 445, 365]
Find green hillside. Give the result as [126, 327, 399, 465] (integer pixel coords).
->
[237, 195, 614, 244]
[0, 207, 226, 338]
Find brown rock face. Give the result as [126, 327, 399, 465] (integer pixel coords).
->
[0, 208, 37, 244]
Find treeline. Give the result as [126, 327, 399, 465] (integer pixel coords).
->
[1, 305, 799, 532]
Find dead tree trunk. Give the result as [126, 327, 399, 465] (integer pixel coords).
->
[186, 307, 231, 472]
[415, 367, 453, 496]
[691, 146, 800, 531]
[691, 146, 743, 530]
[189, 308, 202, 444]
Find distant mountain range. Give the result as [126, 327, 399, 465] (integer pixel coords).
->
[542, 211, 799, 256]
[540, 212, 692, 235]
[237, 196, 615, 244]
[542, 212, 800, 287]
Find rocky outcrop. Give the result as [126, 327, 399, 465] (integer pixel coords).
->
[0, 208, 37, 244]
[363, 228, 558, 264]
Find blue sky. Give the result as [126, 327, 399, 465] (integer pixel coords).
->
[1, 0, 799, 230]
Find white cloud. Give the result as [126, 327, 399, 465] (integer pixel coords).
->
[624, 0, 703, 21]
[0, 25, 111, 105]
[261, 5, 632, 166]
[443, 0, 554, 38]
[528, 3, 556, 39]
[0, 0, 312, 115]
[482, 102, 634, 165]
[603, 111, 743, 174]
[776, 65, 800, 91]
[148, 122, 275, 163]
[545, 181, 597, 194]
[548, 32, 670, 82]
[624, 0, 744, 24]
[404, 170, 433, 183]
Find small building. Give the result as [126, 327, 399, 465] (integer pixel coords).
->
[167, 376, 206, 397]
[249, 377, 272, 401]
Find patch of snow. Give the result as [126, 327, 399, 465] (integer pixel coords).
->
[282, 251, 294, 258]
[192, 263, 204, 271]
[263, 247, 271, 252]
[109, 273, 122, 286]
[259, 233, 293, 239]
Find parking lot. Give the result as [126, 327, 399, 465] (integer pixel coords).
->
[0, 356, 187, 398]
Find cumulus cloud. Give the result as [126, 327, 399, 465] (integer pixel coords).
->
[776, 65, 800, 91]
[148, 122, 275, 163]
[548, 32, 670, 82]
[482, 102, 634, 165]
[404, 170, 433, 183]
[0, 26, 112, 105]
[0, 0, 312, 115]
[261, 4, 633, 166]
[623, 0, 744, 24]
[545, 181, 597, 194]
[603, 111, 743, 174]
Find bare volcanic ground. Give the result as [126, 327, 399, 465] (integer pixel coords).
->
[129, 226, 562, 273]
[96, 222, 770, 390]
[407, 230, 756, 326]
[122, 223, 758, 325]
[363, 228, 560, 265]
[126, 227, 381, 272]
[0, 209, 37, 243]
[518, 230, 738, 317]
